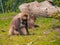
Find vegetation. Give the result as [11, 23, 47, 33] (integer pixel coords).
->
[0, 12, 60, 45]
[53, 0, 60, 6]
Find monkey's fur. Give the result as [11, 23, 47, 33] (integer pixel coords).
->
[9, 13, 29, 35]
[9, 12, 38, 36]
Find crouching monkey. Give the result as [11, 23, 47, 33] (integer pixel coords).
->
[9, 13, 29, 36]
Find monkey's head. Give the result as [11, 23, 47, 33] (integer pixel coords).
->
[21, 13, 28, 20]
[21, 13, 28, 26]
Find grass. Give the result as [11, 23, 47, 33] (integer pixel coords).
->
[0, 12, 60, 45]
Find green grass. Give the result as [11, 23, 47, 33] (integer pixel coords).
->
[0, 12, 60, 45]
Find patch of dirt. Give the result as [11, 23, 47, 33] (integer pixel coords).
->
[53, 26, 60, 32]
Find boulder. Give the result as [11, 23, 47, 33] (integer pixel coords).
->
[19, 0, 60, 17]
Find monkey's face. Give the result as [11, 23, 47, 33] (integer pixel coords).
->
[22, 14, 28, 26]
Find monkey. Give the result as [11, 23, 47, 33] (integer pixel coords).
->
[28, 15, 35, 28]
[9, 13, 29, 36]
[28, 14, 39, 28]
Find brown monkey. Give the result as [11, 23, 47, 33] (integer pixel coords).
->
[28, 15, 35, 28]
[28, 14, 38, 28]
[9, 13, 29, 36]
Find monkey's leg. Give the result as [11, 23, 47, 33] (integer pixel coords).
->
[20, 26, 27, 35]
[25, 26, 29, 35]
[9, 27, 15, 35]
[14, 30, 20, 35]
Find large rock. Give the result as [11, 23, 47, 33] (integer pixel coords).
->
[19, 1, 60, 17]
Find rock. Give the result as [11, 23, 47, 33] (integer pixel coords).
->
[19, 0, 60, 17]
